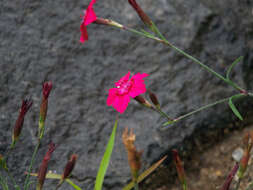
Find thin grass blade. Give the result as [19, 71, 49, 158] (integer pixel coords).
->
[94, 119, 118, 190]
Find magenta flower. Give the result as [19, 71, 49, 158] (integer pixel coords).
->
[107, 72, 149, 114]
[80, 0, 97, 43]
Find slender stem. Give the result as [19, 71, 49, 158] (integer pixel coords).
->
[175, 93, 244, 122]
[134, 182, 139, 190]
[24, 140, 40, 190]
[157, 108, 172, 121]
[183, 183, 187, 190]
[149, 105, 173, 121]
[4, 148, 11, 162]
[6, 169, 19, 190]
[162, 93, 245, 126]
[123, 26, 245, 92]
[0, 171, 9, 190]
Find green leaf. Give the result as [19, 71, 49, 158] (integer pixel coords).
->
[27, 173, 82, 190]
[226, 56, 243, 80]
[229, 97, 243, 120]
[94, 120, 118, 190]
[27, 172, 61, 179]
[66, 179, 82, 190]
[123, 156, 167, 190]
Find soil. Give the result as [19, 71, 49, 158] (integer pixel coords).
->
[142, 125, 253, 190]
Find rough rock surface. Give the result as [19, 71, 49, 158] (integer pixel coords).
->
[0, 0, 253, 189]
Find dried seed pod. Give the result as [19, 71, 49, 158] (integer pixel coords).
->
[122, 127, 142, 181]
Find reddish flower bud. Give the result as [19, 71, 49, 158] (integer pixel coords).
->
[62, 154, 78, 180]
[37, 143, 56, 190]
[12, 99, 33, 147]
[172, 150, 187, 189]
[39, 81, 52, 139]
[134, 95, 152, 108]
[148, 90, 160, 108]
[128, 0, 153, 27]
[42, 81, 53, 100]
[221, 163, 239, 190]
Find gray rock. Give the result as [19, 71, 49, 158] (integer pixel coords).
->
[0, 0, 253, 189]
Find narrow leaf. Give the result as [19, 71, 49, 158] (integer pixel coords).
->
[66, 179, 82, 190]
[27, 173, 82, 190]
[140, 29, 155, 38]
[123, 156, 167, 190]
[229, 97, 243, 120]
[94, 120, 118, 190]
[26, 172, 61, 179]
[163, 119, 177, 126]
[226, 56, 243, 80]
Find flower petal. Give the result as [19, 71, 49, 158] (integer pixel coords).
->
[112, 95, 130, 114]
[80, 23, 88, 43]
[84, 0, 97, 26]
[115, 71, 131, 87]
[107, 88, 118, 106]
[129, 73, 149, 98]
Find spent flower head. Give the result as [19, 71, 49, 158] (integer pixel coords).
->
[122, 127, 142, 181]
[107, 71, 149, 113]
[172, 149, 187, 189]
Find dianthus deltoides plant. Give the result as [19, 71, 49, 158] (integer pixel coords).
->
[1, 0, 253, 190]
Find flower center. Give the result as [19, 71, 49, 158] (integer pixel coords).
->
[117, 80, 133, 95]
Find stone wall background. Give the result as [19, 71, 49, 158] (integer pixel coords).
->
[0, 0, 253, 189]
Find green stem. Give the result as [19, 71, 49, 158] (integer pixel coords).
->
[6, 169, 19, 190]
[123, 27, 245, 92]
[163, 93, 245, 126]
[175, 93, 244, 121]
[24, 140, 40, 190]
[134, 182, 139, 190]
[182, 182, 187, 190]
[157, 108, 172, 121]
[0, 171, 9, 190]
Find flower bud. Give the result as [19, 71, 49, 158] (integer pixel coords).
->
[172, 150, 187, 189]
[128, 0, 153, 27]
[36, 143, 56, 190]
[12, 99, 33, 148]
[122, 128, 142, 182]
[94, 18, 124, 29]
[134, 95, 152, 108]
[148, 90, 160, 109]
[39, 81, 52, 139]
[62, 154, 78, 180]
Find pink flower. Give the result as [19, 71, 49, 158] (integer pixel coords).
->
[80, 0, 97, 43]
[107, 72, 149, 114]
